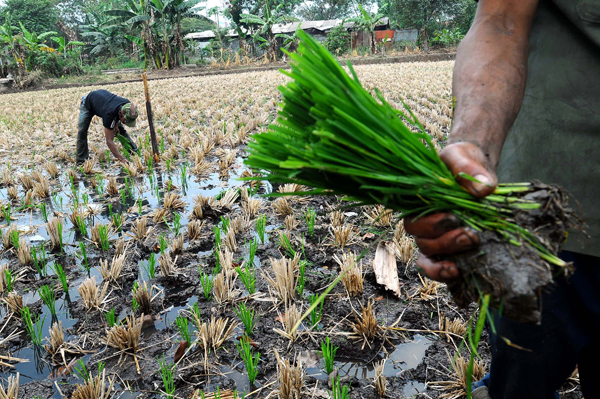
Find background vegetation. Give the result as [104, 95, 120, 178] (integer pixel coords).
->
[0, 0, 476, 84]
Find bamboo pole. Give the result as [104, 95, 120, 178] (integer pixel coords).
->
[142, 73, 160, 162]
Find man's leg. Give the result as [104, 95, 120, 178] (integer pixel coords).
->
[117, 122, 138, 154]
[76, 99, 93, 164]
[485, 251, 599, 399]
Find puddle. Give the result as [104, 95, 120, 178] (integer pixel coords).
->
[301, 335, 432, 389]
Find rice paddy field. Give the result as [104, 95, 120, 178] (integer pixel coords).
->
[0, 61, 582, 399]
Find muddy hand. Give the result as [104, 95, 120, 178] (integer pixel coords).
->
[404, 142, 497, 282]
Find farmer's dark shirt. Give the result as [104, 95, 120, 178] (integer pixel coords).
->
[84, 89, 130, 130]
[497, 0, 600, 257]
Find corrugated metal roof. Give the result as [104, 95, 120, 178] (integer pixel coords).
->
[185, 17, 389, 40]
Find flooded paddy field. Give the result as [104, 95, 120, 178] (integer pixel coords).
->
[0, 62, 582, 398]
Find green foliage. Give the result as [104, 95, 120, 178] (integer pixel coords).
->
[309, 293, 324, 330]
[324, 23, 351, 55]
[304, 207, 316, 237]
[144, 253, 157, 279]
[79, 242, 90, 273]
[236, 336, 260, 385]
[235, 302, 256, 336]
[105, 308, 118, 327]
[174, 315, 192, 343]
[98, 224, 110, 251]
[256, 215, 267, 244]
[2, 203, 11, 225]
[296, 260, 306, 296]
[331, 376, 349, 399]
[0, 0, 58, 34]
[199, 269, 213, 300]
[320, 336, 338, 374]
[21, 306, 44, 345]
[236, 262, 256, 294]
[38, 284, 56, 315]
[157, 355, 176, 398]
[53, 263, 69, 293]
[431, 28, 465, 47]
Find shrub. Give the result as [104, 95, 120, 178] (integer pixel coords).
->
[324, 24, 351, 56]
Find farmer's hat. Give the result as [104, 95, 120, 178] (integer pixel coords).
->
[121, 103, 139, 127]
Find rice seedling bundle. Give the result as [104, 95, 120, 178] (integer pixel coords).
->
[245, 31, 577, 323]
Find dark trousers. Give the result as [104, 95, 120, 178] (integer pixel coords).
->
[485, 251, 600, 399]
[76, 97, 138, 164]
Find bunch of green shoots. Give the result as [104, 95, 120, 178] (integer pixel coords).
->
[245, 30, 564, 268]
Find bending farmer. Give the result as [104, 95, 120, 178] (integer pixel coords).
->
[77, 89, 139, 164]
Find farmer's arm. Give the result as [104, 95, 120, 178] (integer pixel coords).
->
[404, 0, 539, 282]
[104, 127, 128, 163]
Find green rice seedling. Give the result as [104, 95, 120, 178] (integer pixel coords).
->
[40, 202, 48, 223]
[112, 212, 123, 232]
[2, 203, 11, 225]
[98, 225, 110, 251]
[38, 285, 56, 316]
[164, 212, 181, 236]
[82, 193, 89, 207]
[76, 216, 87, 236]
[237, 337, 260, 385]
[132, 281, 140, 312]
[79, 242, 89, 273]
[74, 359, 91, 381]
[9, 229, 19, 249]
[120, 188, 127, 205]
[279, 233, 295, 258]
[220, 216, 230, 234]
[331, 376, 350, 399]
[321, 336, 338, 375]
[236, 262, 256, 294]
[4, 268, 13, 292]
[189, 302, 201, 323]
[248, 239, 258, 267]
[31, 244, 48, 277]
[143, 253, 157, 279]
[21, 306, 44, 345]
[235, 302, 256, 336]
[105, 308, 118, 327]
[165, 158, 171, 171]
[174, 315, 192, 343]
[159, 233, 168, 253]
[213, 250, 221, 274]
[256, 215, 267, 244]
[296, 260, 306, 297]
[53, 263, 68, 293]
[157, 355, 176, 399]
[214, 226, 222, 250]
[138, 198, 143, 215]
[56, 220, 64, 253]
[304, 207, 316, 237]
[309, 293, 324, 330]
[95, 173, 105, 196]
[199, 270, 213, 300]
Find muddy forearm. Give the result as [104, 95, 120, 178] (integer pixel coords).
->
[449, 0, 538, 171]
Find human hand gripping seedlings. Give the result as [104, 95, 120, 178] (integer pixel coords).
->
[404, 142, 497, 283]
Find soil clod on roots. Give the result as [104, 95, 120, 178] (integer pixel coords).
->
[448, 181, 580, 323]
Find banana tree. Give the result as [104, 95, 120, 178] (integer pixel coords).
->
[105, 0, 158, 69]
[350, 4, 386, 54]
[17, 22, 57, 71]
[0, 13, 20, 72]
[241, 1, 298, 61]
[51, 36, 85, 59]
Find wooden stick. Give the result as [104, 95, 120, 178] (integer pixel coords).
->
[142, 73, 160, 162]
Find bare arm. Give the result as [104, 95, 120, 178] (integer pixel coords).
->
[405, 0, 540, 281]
[104, 127, 127, 163]
[447, 0, 539, 187]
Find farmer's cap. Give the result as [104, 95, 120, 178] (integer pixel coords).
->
[121, 103, 139, 127]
